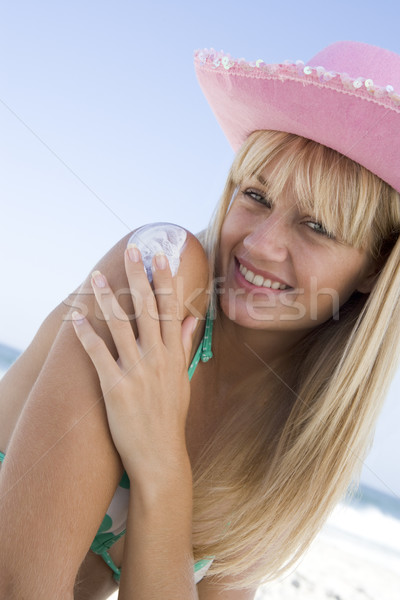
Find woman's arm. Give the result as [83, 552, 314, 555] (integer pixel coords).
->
[0, 296, 81, 445]
[0, 228, 208, 599]
[198, 579, 257, 600]
[73, 244, 202, 598]
[73, 244, 258, 600]
[121, 448, 196, 598]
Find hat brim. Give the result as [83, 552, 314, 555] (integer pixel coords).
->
[195, 53, 400, 193]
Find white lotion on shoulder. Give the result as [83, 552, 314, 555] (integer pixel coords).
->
[127, 223, 187, 282]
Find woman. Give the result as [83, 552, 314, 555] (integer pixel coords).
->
[1, 40, 400, 598]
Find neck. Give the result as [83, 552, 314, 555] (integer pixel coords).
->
[212, 309, 305, 383]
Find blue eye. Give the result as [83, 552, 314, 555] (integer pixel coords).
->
[306, 221, 335, 239]
[243, 189, 272, 207]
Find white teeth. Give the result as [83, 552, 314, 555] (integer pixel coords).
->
[238, 263, 288, 290]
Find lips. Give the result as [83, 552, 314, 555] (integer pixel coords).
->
[235, 257, 292, 290]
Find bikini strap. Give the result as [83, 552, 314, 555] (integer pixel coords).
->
[188, 308, 214, 381]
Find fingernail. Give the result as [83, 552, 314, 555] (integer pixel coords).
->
[127, 243, 140, 263]
[155, 252, 167, 270]
[71, 310, 85, 323]
[92, 270, 107, 288]
[192, 317, 199, 334]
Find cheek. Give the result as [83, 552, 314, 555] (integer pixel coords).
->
[331, 255, 371, 300]
[217, 223, 233, 275]
[302, 262, 365, 319]
[219, 215, 242, 255]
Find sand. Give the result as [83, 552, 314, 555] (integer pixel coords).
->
[255, 529, 400, 600]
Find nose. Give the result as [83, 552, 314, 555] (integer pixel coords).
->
[242, 214, 290, 262]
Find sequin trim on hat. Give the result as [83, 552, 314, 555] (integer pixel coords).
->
[194, 49, 400, 109]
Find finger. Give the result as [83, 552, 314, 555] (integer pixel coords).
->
[124, 244, 164, 349]
[150, 252, 183, 350]
[181, 316, 199, 366]
[91, 270, 140, 365]
[71, 311, 120, 389]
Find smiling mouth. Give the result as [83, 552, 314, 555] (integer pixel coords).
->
[238, 261, 290, 290]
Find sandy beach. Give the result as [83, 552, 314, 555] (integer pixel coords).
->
[255, 528, 400, 600]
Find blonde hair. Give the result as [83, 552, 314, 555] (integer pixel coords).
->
[194, 131, 400, 588]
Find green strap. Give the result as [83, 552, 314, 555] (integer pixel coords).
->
[0, 451, 5, 463]
[187, 309, 214, 381]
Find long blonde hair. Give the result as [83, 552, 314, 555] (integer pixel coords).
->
[193, 131, 400, 588]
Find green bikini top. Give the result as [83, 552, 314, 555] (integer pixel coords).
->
[187, 309, 214, 380]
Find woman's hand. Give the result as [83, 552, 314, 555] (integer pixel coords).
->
[72, 244, 197, 485]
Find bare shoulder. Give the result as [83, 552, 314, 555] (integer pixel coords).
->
[93, 223, 208, 288]
[0, 223, 209, 450]
[0, 223, 209, 449]
[65, 223, 210, 322]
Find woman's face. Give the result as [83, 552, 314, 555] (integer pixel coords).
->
[217, 168, 376, 336]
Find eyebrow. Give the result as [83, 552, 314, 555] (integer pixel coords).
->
[255, 172, 304, 207]
[256, 174, 269, 188]
[255, 174, 276, 198]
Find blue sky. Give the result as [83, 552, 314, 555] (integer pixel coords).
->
[1, 1, 399, 496]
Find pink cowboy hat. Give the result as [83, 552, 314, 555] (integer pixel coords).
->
[194, 41, 400, 193]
